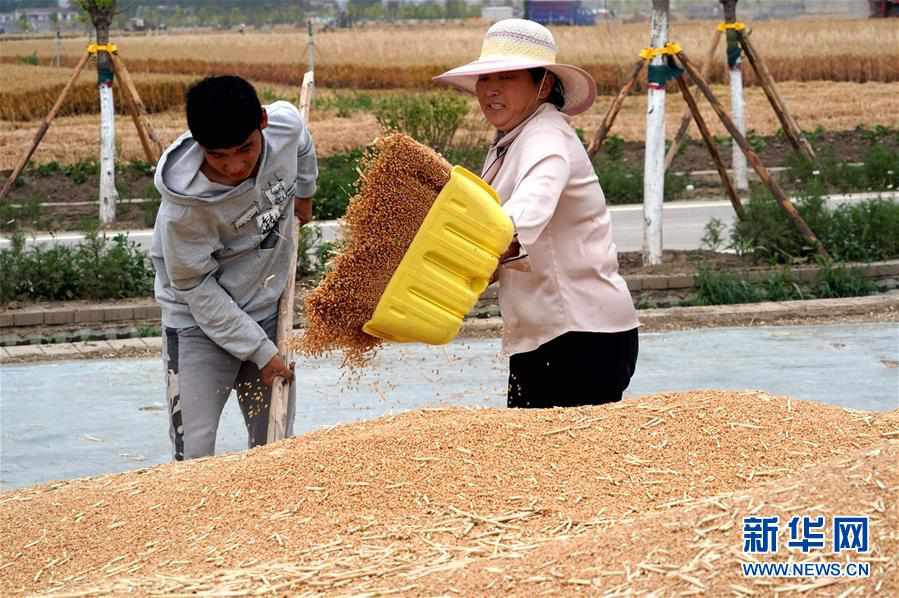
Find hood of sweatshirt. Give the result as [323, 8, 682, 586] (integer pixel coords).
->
[153, 130, 270, 207]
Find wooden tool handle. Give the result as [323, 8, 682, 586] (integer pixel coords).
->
[267, 71, 315, 443]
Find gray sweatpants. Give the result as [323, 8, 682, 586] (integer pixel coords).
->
[162, 313, 296, 461]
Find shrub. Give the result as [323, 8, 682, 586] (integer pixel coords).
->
[296, 224, 323, 278]
[691, 266, 763, 305]
[0, 231, 155, 304]
[141, 198, 161, 228]
[594, 159, 687, 205]
[317, 91, 375, 117]
[788, 145, 899, 193]
[763, 268, 806, 302]
[591, 134, 686, 204]
[823, 198, 899, 262]
[18, 51, 39, 66]
[701, 217, 727, 252]
[604, 135, 625, 161]
[596, 160, 643, 204]
[296, 224, 339, 281]
[689, 261, 875, 306]
[0, 196, 43, 232]
[747, 130, 768, 154]
[814, 262, 876, 298]
[443, 144, 488, 173]
[730, 186, 899, 263]
[315, 149, 363, 220]
[373, 92, 469, 153]
[730, 184, 830, 263]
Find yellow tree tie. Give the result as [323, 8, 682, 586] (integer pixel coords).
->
[717, 22, 747, 31]
[87, 43, 118, 55]
[639, 42, 683, 61]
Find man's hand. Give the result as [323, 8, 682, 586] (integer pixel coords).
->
[261, 354, 295, 386]
[294, 197, 313, 227]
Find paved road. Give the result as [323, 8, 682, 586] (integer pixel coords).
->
[2, 192, 895, 254]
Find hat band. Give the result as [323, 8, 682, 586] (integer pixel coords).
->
[479, 35, 557, 63]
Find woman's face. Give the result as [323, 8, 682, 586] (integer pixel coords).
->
[475, 70, 550, 132]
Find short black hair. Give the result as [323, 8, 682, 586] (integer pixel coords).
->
[527, 68, 565, 110]
[185, 75, 263, 149]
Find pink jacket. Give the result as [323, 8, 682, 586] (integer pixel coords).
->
[483, 103, 639, 355]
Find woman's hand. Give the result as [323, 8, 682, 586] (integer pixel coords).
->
[500, 239, 521, 262]
[490, 239, 522, 284]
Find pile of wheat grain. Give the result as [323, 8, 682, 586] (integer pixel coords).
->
[297, 133, 451, 366]
[1, 390, 897, 596]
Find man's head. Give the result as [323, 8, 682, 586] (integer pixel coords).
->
[186, 75, 268, 185]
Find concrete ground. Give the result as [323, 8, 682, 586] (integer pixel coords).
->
[1, 321, 896, 490]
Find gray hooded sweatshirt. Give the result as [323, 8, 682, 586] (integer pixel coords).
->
[150, 101, 317, 369]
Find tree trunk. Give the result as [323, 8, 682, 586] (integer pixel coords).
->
[94, 15, 118, 225]
[721, 0, 748, 192]
[643, 0, 668, 267]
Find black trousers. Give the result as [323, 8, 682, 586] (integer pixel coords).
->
[507, 328, 639, 408]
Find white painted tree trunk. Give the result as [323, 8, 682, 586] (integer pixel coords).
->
[643, 0, 669, 267]
[98, 84, 118, 224]
[730, 58, 748, 192]
[723, 0, 748, 192]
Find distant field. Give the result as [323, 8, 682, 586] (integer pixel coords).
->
[1, 18, 897, 170]
[1, 19, 897, 91]
[0, 63, 199, 121]
[2, 80, 897, 171]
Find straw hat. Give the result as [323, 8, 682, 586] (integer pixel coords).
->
[433, 19, 597, 116]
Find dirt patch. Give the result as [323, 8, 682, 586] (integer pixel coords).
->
[1, 166, 158, 232]
[1, 390, 896, 596]
[616, 249, 755, 276]
[659, 129, 898, 175]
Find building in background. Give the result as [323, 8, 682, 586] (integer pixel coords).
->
[0, 1, 79, 35]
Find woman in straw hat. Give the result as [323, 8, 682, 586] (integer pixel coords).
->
[434, 19, 639, 408]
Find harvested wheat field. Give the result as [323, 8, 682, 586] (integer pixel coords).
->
[1, 390, 897, 596]
[4, 19, 897, 88]
[3, 80, 897, 172]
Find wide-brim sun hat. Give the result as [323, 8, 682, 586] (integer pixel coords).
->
[433, 18, 597, 117]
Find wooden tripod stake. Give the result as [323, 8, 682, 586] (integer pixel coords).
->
[673, 50, 828, 257]
[737, 30, 815, 162]
[0, 52, 90, 200]
[587, 59, 645, 158]
[674, 74, 745, 220]
[0, 47, 162, 202]
[110, 53, 164, 163]
[664, 28, 722, 171]
[586, 24, 827, 256]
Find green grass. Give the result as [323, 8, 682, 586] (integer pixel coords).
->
[689, 262, 876, 306]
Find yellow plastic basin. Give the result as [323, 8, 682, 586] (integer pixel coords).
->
[362, 165, 514, 345]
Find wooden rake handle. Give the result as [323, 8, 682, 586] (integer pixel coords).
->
[267, 70, 315, 444]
